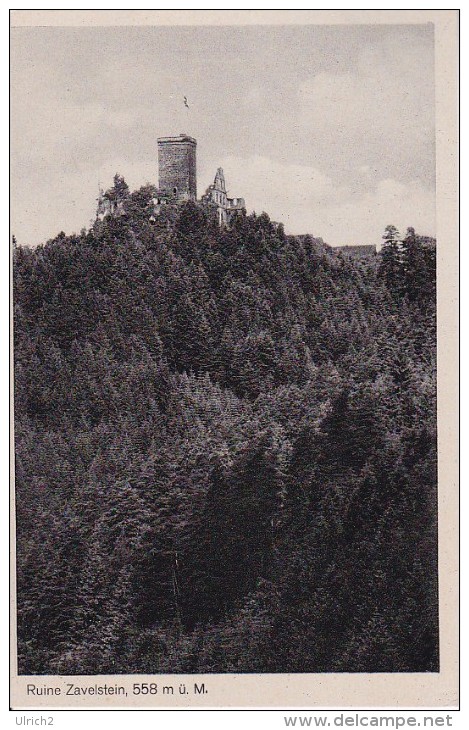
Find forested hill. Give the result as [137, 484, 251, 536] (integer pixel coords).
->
[14, 201, 438, 674]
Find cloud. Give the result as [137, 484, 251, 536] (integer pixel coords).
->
[318, 178, 435, 246]
[296, 42, 435, 188]
[212, 155, 435, 246]
[12, 150, 435, 249]
[11, 154, 165, 246]
[210, 154, 335, 208]
[10, 25, 435, 247]
[299, 68, 432, 144]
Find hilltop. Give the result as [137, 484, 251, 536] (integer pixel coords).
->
[14, 203, 437, 674]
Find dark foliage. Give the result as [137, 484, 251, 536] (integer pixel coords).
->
[14, 201, 437, 674]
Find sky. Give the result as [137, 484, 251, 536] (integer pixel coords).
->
[11, 23, 435, 247]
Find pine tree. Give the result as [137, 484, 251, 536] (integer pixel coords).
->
[378, 224, 402, 295]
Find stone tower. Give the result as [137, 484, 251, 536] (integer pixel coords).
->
[157, 134, 197, 202]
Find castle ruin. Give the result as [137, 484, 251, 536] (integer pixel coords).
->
[200, 167, 245, 226]
[97, 134, 244, 226]
[157, 134, 197, 203]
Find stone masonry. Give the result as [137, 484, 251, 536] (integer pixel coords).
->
[157, 134, 197, 202]
[200, 167, 245, 226]
[96, 134, 244, 227]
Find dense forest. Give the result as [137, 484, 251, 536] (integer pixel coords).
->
[13, 189, 438, 674]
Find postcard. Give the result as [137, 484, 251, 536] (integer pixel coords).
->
[10, 9, 459, 710]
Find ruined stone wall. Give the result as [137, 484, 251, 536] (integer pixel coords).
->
[157, 135, 197, 201]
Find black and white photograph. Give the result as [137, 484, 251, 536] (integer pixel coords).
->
[10, 9, 458, 709]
